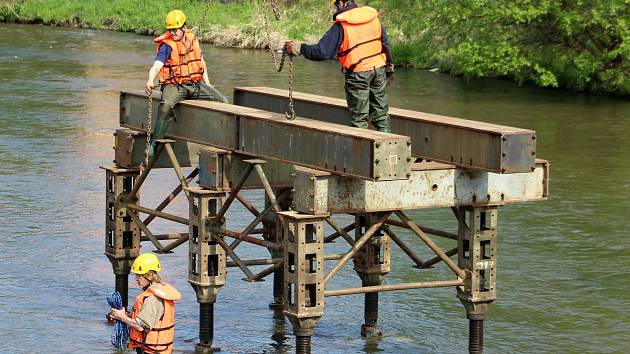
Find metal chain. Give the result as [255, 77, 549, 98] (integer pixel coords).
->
[261, 0, 283, 71]
[142, 88, 153, 172]
[194, 0, 213, 42]
[260, 0, 295, 120]
[269, 0, 281, 20]
[285, 56, 295, 120]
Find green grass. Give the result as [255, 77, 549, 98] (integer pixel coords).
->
[1, 0, 270, 43]
[2, 0, 626, 95]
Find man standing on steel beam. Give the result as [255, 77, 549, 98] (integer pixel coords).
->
[145, 10, 229, 156]
[284, 0, 394, 132]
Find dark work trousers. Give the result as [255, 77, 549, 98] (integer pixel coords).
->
[153, 81, 229, 142]
[344, 66, 391, 132]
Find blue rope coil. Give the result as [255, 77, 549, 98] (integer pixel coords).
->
[107, 291, 130, 351]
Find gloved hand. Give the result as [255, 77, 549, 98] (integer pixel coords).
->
[145, 80, 156, 94]
[385, 63, 395, 86]
[284, 41, 302, 56]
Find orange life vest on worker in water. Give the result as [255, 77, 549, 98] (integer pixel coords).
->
[156, 29, 205, 84]
[128, 283, 181, 354]
[336, 6, 387, 73]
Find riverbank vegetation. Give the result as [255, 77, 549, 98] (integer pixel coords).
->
[2, 0, 628, 96]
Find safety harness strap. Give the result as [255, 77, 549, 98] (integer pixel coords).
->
[337, 36, 381, 58]
[346, 52, 385, 73]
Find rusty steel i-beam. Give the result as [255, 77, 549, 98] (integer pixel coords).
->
[120, 91, 412, 181]
[233, 87, 536, 173]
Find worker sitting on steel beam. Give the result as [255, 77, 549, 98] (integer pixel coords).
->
[109, 253, 181, 354]
[284, 0, 394, 132]
[146, 9, 229, 156]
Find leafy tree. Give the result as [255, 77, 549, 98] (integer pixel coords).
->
[382, 0, 629, 95]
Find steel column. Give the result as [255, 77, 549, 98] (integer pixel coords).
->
[353, 213, 391, 337]
[281, 211, 327, 353]
[456, 206, 498, 354]
[188, 187, 227, 353]
[263, 186, 293, 310]
[102, 166, 141, 308]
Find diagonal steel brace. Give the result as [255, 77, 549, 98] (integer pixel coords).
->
[323, 211, 391, 286]
[325, 218, 355, 246]
[128, 210, 166, 253]
[395, 210, 466, 279]
[163, 142, 192, 203]
[212, 232, 256, 281]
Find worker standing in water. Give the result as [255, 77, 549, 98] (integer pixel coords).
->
[146, 9, 228, 156]
[284, 0, 394, 132]
[109, 253, 181, 354]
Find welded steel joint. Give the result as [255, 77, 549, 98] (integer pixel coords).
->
[188, 187, 227, 304]
[353, 213, 391, 285]
[102, 166, 141, 274]
[456, 206, 498, 319]
[280, 211, 328, 337]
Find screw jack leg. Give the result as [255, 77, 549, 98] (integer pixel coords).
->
[196, 302, 219, 353]
[295, 335, 311, 354]
[361, 292, 383, 337]
[114, 273, 129, 309]
[468, 318, 484, 354]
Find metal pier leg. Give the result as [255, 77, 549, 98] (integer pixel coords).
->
[353, 213, 391, 338]
[103, 167, 141, 308]
[282, 211, 327, 354]
[114, 274, 129, 308]
[189, 188, 227, 353]
[295, 335, 312, 354]
[469, 319, 484, 354]
[264, 187, 292, 310]
[456, 206, 498, 354]
[199, 303, 215, 351]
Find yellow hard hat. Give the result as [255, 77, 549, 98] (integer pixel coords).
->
[165, 10, 186, 29]
[132, 253, 161, 274]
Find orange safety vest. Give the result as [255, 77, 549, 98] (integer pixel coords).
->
[156, 29, 205, 84]
[336, 6, 387, 73]
[128, 283, 181, 354]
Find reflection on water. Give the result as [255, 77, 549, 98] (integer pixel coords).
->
[1, 23, 629, 353]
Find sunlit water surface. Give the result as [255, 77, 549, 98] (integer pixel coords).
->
[1, 23, 629, 353]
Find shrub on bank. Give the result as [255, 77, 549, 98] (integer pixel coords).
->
[2, 0, 627, 96]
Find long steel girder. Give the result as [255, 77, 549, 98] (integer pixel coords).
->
[120, 91, 412, 181]
[292, 160, 549, 214]
[233, 87, 537, 173]
[113, 131, 549, 213]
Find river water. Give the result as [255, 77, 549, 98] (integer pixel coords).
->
[1, 23, 629, 353]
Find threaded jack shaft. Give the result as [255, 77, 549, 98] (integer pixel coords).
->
[115, 274, 128, 309]
[364, 292, 379, 325]
[296, 335, 311, 354]
[469, 319, 484, 354]
[200, 303, 214, 345]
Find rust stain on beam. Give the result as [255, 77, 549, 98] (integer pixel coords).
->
[120, 91, 412, 181]
[234, 87, 536, 173]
